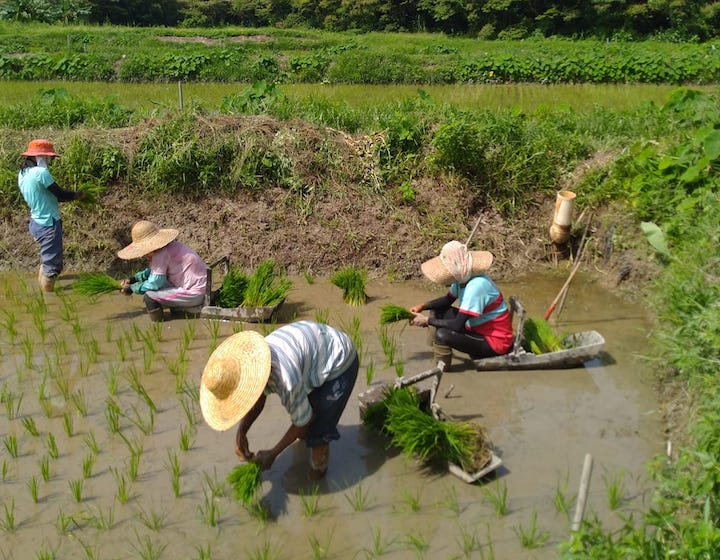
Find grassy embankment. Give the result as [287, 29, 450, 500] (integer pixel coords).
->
[1, 23, 719, 557]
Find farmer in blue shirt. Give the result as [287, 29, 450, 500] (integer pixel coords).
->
[18, 139, 85, 292]
[200, 321, 359, 480]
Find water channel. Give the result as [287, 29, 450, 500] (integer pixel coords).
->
[0, 270, 663, 559]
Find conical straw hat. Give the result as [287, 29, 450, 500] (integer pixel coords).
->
[200, 331, 272, 431]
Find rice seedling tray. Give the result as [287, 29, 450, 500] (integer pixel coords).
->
[198, 301, 283, 322]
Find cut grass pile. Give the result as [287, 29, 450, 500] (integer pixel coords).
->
[72, 273, 122, 296]
[379, 304, 414, 324]
[227, 462, 262, 506]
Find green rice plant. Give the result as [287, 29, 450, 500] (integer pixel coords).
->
[164, 449, 181, 498]
[243, 260, 293, 307]
[246, 540, 278, 560]
[134, 505, 169, 531]
[1, 460, 7, 482]
[400, 487, 422, 512]
[69, 478, 84, 503]
[198, 486, 220, 527]
[73, 536, 99, 560]
[82, 453, 96, 479]
[365, 358, 375, 385]
[330, 266, 367, 306]
[124, 438, 144, 481]
[246, 501, 271, 523]
[39, 455, 50, 482]
[379, 304, 414, 324]
[127, 404, 155, 436]
[394, 358, 405, 378]
[308, 532, 332, 560]
[45, 432, 59, 459]
[4, 393, 23, 422]
[522, 317, 564, 354]
[105, 323, 112, 343]
[401, 532, 429, 556]
[193, 543, 212, 560]
[3, 434, 18, 458]
[21, 337, 34, 369]
[201, 468, 226, 498]
[131, 531, 167, 560]
[85, 503, 115, 530]
[440, 485, 461, 515]
[62, 411, 74, 437]
[104, 364, 120, 395]
[603, 469, 628, 510]
[83, 430, 100, 455]
[343, 481, 371, 512]
[204, 319, 222, 353]
[32, 309, 47, 343]
[0, 309, 18, 344]
[115, 336, 127, 362]
[179, 393, 199, 426]
[314, 308, 329, 324]
[179, 424, 194, 451]
[104, 398, 121, 434]
[299, 484, 322, 517]
[71, 389, 88, 417]
[83, 335, 100, 365]
[213, 266, 248, 308]
[377, 325, 397, 367]
[362, 525, 393, 558]
[513, 511, 550, 549]
[35, 544, 55, 560]
[0, 498, 15, 532]
[483, 480, 509, 516]
[72, 273, 122, 296]
[456, 522, 481, 557]
[21, 416, 39, 437]
[27, 475, 39, 503]
[553, 470, 575, 517]
[55, 510, 75, 536]
[227, 462, 262, 505]
[112, 468, 129, 504]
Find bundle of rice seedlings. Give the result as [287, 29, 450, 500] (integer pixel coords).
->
[72, 273, 122, 296]
[361, 385, 419, 432]
[522, 317, 564, 354]
[76, 182, 105, 205]
[227, 462, 262, 505]
[213, 267, 248, 308]
[242, 260, 292, 307]
[379, 304, 414, 324]
[330, 266, 367, 306]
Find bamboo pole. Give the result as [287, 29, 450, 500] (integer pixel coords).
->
[571, 453, 593, 532]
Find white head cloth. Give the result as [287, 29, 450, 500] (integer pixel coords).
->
[439, 240, 473, 284]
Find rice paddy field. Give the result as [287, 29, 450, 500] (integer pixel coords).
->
[0, 270, 663, 559]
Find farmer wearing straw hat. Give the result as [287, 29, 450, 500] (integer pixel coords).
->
[409, 240, 513, 369]
[117, 220, 207, 322]
[18, 139, 86, 292]
[200, 321, 359, 480]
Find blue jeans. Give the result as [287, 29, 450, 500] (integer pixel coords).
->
[29, 218, 63, 277]
[305, 354, 359, 447]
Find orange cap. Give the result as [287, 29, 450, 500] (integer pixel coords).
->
[22, 139, 60, 157]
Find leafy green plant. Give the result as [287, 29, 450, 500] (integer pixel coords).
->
[214, 261, 291, 308]
[72, 273, 122, 296]
[379, 304, 414, 324]
[227, 463, 262, 506]
[522, 317, 563, 354]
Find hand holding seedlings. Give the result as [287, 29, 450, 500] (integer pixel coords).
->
[410, 313, 429, 327]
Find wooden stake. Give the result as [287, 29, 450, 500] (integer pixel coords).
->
[571, 453, 593, 532]
[465, 216, 483, 247]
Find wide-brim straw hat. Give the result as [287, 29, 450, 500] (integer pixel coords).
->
[200, 331, 272, 432]
[421, 240, 494, 285]
[117, 220, 178, 259]
[22, 139, 60, 157]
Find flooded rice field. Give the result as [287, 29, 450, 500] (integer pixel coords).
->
[0, 270, 663, 560]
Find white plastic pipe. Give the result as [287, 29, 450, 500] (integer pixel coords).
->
[550, 190, 576, 244]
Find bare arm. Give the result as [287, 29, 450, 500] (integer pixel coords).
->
[234, 393, 267, 460]
[253, 412, 316, 471]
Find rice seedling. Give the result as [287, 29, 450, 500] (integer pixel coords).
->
[362, 525, 393, 558]
[27, 475, 39, 503]
[104, 364, 120, 396]
[131, 531, 167, 560]
[456, 523, 481, 557]
[179, 393, 199, 426]
[182, 320, 196, 349]
[377, 325, 397, 367]
[5, 391, 23, 420]
[314, 308, 329, 324]
[197, 486, 220, 527]
[82, 430, 100, 455]
[330, 266, 367, 306]
[522, 317, 564, 354]
[1, 460, 7, 482]
[440, 485, 461, 515]
[603, 469, 628, 510]
[0, 498, 15, 532]
[307, 531, 333, 560]
[553, 470, 575, 516]
[62, 411, 74, 437]
[164, 450, 181, 497]
[3, 434, 18, 458]
[379, 304, 414, 324]
[112, 468, 129, 504]
[299, 484, 322, 517]
[127, 404, 154, 436]
[82, 452, 96, 479]
[134, 505, 169, 531]
[365, 358, 375, 385]
[35, 544, 55, 560]
[72, 273, 122, 296]
[55, 510, 75, 536]
[71, 389, 88, 417]
[32, 311, 47, 343]
[401, 532, 430, 556]
[204, 319, 222, 353]
[243, 260, 293, 307]
[51, 371, 70, 402]
[85, 503, 115, 530]
[246, 540, 278, 560]
[45, 432, 59, 459]
[213, 266, 248, 308]
[72, 536, 99, 560]
[343, 481, 371, 512]
[193, 543, 212, 560]
[21, 336, 34, 369]
[83, 335, 100, 364]
[483, 480, 509, 516]
[0, 309, 18, 344]
[39, 455, 51, 482]
[394, 358, 405, 378]
[105, 322, 113, 343]
[125, 438, 144, 481]
[115, 336, 127, 362]
[69, 478, 84, 503]
[179, 424, 194, 451]
[513, 511, 550, 549]
[227, 462, 262, 505]
[400, 487, 422, 512]
[201, 468, 227, 498]
[104, 398, 121, 434]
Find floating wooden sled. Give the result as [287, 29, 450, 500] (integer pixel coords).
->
[474, 296, 606, 371]
[358, 364, 503, 484]
[190, 256, 284, 322]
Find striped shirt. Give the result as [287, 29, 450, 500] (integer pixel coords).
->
[264, 321, 357, 427]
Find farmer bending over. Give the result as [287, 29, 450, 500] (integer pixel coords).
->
[200, 321, 359, 480]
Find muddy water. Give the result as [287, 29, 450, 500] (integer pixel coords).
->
[0, 271, 662, 560]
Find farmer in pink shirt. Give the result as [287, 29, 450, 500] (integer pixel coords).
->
[117, 220, 207, 322]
